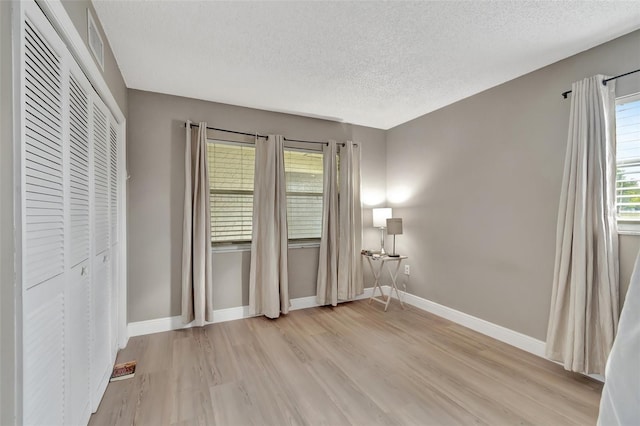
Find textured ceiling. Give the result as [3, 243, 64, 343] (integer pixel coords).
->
[93, 1, 640, 130]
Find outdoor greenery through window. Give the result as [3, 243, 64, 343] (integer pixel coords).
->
[616, 94, 640, 221]
[207, 140, 324, 244]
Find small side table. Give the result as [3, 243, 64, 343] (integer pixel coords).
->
[363, 254, 408, 311]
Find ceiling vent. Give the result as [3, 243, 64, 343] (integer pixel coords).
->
[87, 10, 104, 70]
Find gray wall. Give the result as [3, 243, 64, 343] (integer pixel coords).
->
[1, 2, 16, 423]
[61, 0, 128, 116]
[386, 29, 640, 341]
[127, 90, 387, 322]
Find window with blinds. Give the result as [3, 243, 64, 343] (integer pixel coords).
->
[207, 140, 324, 244]
[616, 93, 640, 221]
[208, 142, 255, 243]
[284, 149, 323, 240]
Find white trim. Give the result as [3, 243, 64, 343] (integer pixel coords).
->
[212, 244, 252, 253]
[128, 287, 377, 337]
[213, 241, 321, 253]
[11, 1, 26, 423]
[289, 287, 375, 311]
[617, 221, 640, 235]
[394, 289, 604, 382]
[126, 286, 604, 383]
[397, 290, 546, 356]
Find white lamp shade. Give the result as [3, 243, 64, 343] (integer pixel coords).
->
[372, 208, 392, 228]
[386, 218, 403, 235]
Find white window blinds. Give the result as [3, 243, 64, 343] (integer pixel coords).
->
[284, 149, 323, 240]
[208, 142, 255, 243]
[207, 140, 324, 244]
[616, 94, 640, 221]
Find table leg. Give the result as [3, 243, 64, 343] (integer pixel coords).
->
[386, 260, 405, 311]
[367, 257, 388, 305]
[367, 257, 384, 304]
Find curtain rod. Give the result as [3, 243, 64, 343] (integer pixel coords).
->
[185, 122, 357, 146]
[561, 68, 640, 99]
[187, 122, 269, 139]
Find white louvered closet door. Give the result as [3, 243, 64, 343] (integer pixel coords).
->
[21, 4, 68, 425]
[18, 1, 123, 423]
[91, 94, 113, 409]
[67, 62, 92, 426]
[109, 122, 120, 357]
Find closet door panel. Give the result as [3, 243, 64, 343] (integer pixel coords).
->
[23, 275, 66, 426]
[66, 65, 92, 425]
[110, 243, 119, 357]
[91, 96, 112, 409]
[23, 12, 64, 290]
[67, 261, 91, 425]
[109, 121, 119, 357]
[93, 101, 110, 255]
[109, 123, 118, 245]
[69, 72, 91, 267]
[21, 4, 68, 425]
[91, 251, 111, 409]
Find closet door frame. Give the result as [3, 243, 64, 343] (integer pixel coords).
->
[11, 1, 127, 424]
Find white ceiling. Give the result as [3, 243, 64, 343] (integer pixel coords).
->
[93, 1, 640, 130]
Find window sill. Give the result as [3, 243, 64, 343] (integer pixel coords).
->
[212, 240, 321, 253]
[617, 221, 640, 236]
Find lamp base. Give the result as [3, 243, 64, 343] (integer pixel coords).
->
[388, 254, 400, 257]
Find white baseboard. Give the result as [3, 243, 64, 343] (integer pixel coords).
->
[126, 286, 603, 382]
[395, 289, 546, 357]
[393, 288, 604, 382]
[128, 287, 376, 337]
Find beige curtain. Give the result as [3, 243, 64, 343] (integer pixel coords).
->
[546, 75, 619, 374]
[598, 249, 640, 425]
[337, 141, 364, 300]
[316, 140, 339, 306]
[249, 135, 290, 318]
[181, 121, 214, 326]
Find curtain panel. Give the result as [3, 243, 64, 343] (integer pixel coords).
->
[598, 248, 640, 425]
[337, 141, 364, 300]
[546, 75, 619, 374]
[249, 135, 290, 318]
[316, 140, 339, 306]
[181, 121, 214, 326]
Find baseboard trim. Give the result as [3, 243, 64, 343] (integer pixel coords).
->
[128, 287, 376, 337]
[394, 289, 545, 356]
[393, 288, 604, 382]
[126, 286, 603, 382]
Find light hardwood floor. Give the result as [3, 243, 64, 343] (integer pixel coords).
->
[90, 300, 603, 425]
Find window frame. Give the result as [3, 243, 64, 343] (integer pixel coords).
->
[615, 92, 640, 235]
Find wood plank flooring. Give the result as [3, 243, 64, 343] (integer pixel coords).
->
[90, 300, 603, 425]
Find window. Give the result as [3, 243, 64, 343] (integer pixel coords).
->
[208, 142, 255, 243]
[616, 93, 640, 225]
[284, 149, 324, 240]
[208, 140, 324, 245]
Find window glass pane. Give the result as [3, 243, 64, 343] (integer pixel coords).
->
[616, 95, 640, 221]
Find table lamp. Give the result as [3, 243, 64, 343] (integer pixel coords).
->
[386, 218, 403, 257]
[372, 208, 392, 255]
